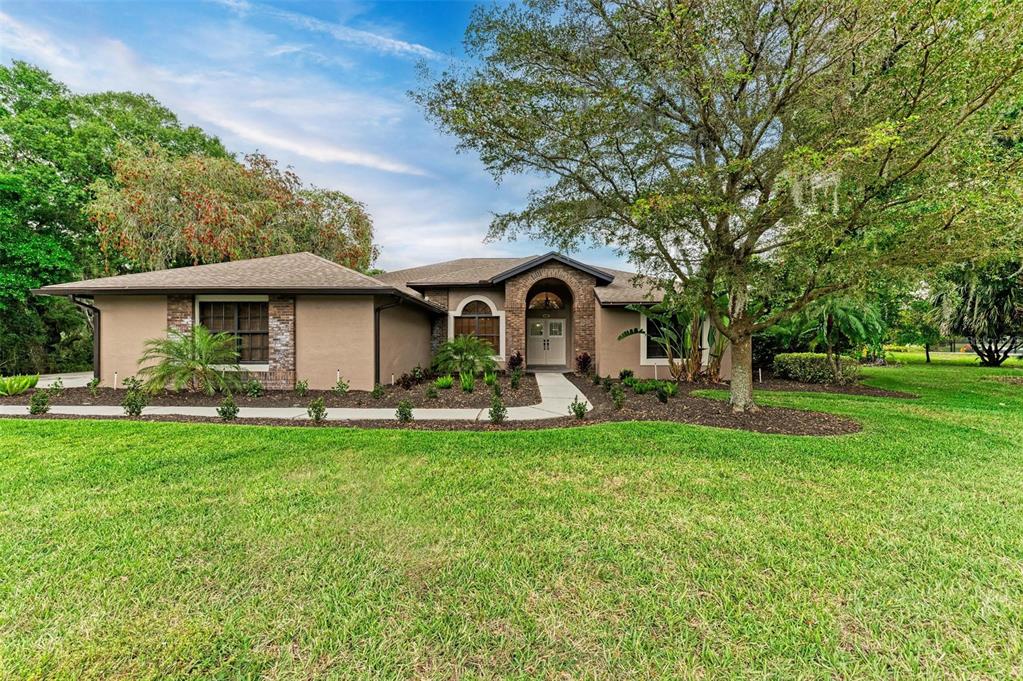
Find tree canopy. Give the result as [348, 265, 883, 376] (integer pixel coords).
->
[419, 0, 1023, 410]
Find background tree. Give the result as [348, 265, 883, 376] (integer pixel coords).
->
[88, 145, 378, 272]
[933, 259, 1022, 366]
[419, 0, 1023, 411]
[0, 62, 227, 373]
[893, 298, 943, 363]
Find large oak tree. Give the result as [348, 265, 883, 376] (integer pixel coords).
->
[418, 0, 1023, 410]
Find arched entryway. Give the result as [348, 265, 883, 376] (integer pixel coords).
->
[525, 278, 573, 368]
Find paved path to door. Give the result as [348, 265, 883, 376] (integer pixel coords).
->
[0, 372, 589, 422]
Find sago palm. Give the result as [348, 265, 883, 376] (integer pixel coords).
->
[137, 325, 243, 394]
[433, 335, 497, 375]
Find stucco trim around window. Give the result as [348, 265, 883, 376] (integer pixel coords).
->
[194, 294, 270, 372]
[638, 313, 670, 366]
[448, 294, 506, 360]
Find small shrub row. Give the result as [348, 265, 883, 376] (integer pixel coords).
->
[773, 353, 861, 385]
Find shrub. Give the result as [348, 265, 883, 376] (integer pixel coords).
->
[773, 353, 862, 385]
[601, 375, 613, 391]
[610, 384, 625, 410]
[137, 325, 242, 394]
[243, 379, 264, 398]
[47, 376, 64, 396]
[575, 352, 592, 374]
[86, 377, 101, 397]
[591, 371, 601, 385]
[426, 386, 439, 399]
[333, 377, 350, 396]
[435, 374, 454, 389]
[121, 388, 147, 417]
[661, 381, 679, 397]
[632, 380, 656, 395]
[0, 374, 39, 396]
[459, 371, 475, 392]
[483, 369, 497, 386]
[307, 397, 327, 422]
[507, 351, 524, 371]
[410, 365, 429, 382]
[28, 391, 50, 415]
[295, 379, 309, 397]
[489, 393, 507, 424]
[433, 335, 497, 375]
[122, 376, 143, 392]
[655, 385, 669, 403]
[396, 399, 414, 422]
[618, 368, 634, 381]
[491, 381, 502, 398]
[510, 369, 522, 390]
[217, 393, 239, 420]
[397, 372, 417, 390]
[371, 384, 385, 399]
[568, 396, 587, 419]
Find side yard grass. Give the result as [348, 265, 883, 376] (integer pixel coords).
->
[1, 364, 1021, 678]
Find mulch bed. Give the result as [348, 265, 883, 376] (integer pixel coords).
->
[3, 372, 870, 436]
[0, 373, 540, 410]
[565, 375, 862, 436]
[750, 376, 917, 399]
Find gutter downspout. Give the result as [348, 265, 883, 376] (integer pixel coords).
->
[71, 295, 100, 380]
[374, 296, 402, 386]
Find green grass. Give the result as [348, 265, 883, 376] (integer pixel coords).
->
[889, 349, 1023, 367]
[1, 364, 1022, 678]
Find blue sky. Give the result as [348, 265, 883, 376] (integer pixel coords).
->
[0, 0, 627, 271]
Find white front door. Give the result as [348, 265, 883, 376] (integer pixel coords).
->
[527, 318, 566, 365]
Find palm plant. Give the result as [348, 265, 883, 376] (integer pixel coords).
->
[618, 297, 703, 382]
[787, 297, 884, 380]
[933, 259, 1023, 366]
[433, 335, 497, 376]
[137, 325, 243, 394]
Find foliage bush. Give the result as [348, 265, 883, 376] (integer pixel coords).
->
[47, 376, 64, 396]
[307, 397, 327, 422]
[610, 384, 625, 410]
[371, 384, 385, 399]
[295, 379, 309, 397]
[243, 380, 264, 398]
[655, 385, 669, 403]
[489, 393, 507, 424]
[575, 352, 592, 374]
[0, 374, 39, 396]
[773, 353, 861, 385]
[396, 399, 414, 423]
[217, 394, 239, 420]
[137, 325, 242, 394]
[433, 335, 497, 376]
[28, 391, 50, 415]
[459, 371, 475, 392]
[483, 369, 498, 386]
[122, 376, 143, 392]
[397, 372, 418, 390]
[425, 386, 439, 399]
[509, 369, 521, 390]
[618, 368, 634, 381]
[333, 377, 350, 396]
[661, 381, 678, 398]
[121, 387, 147, 417]
[435, 374, 454, 389]
[568, 396, 587, 419]
[507, 351, 524, 371]
[491, 381, 502, 398]
[86, 377, 101, 397]
[602, 375, 613, 391]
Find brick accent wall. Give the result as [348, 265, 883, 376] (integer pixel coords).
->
[264, 295, 295, 389]
[422, 288, 450, 354]
[167, 295, 193, 333]
[504, 264, 596, 369]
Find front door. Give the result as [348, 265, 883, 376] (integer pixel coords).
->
[527, 318, 566, 366]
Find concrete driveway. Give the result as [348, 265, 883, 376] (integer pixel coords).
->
[38, 372, 94, 388]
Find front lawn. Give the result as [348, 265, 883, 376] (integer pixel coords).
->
[1, 364, 1021, 678]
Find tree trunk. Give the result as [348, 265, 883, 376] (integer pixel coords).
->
[729, 334, 758, 413]
[924, 343, 930, 363]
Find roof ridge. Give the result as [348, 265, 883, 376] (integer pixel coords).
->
[298, 251, 389, 287]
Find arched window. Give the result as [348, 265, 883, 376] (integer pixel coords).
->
[454, 300, 499, 352]
[528, 292, 564, 310]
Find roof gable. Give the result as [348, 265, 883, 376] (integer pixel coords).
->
[489, 252, 614, 285]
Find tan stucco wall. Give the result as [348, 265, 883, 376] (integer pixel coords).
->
[295, 295, 375, 391]
[594, 305, 733, 380]
[94, 295, 168, 387]
[378, 302, 433, 384]
[448, 287, 506, 312]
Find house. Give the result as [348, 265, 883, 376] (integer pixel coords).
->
[35, 251, 731, 390]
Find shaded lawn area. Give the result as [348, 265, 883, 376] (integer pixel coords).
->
[1, 365, 1021, 678]
[889, 349, 1023, 367]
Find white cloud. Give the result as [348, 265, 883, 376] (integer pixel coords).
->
[266, 6, 441, 60]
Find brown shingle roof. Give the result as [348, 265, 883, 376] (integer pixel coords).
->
[593, 269, 664, 305]
[374, 257, 534, 286]
[35, 252, 444, 311]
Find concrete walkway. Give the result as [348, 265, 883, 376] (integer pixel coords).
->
[0, 372, 589, 422]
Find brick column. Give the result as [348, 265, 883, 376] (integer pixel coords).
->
[266, 295, 295, 389]
[167, 295, 193, 333]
